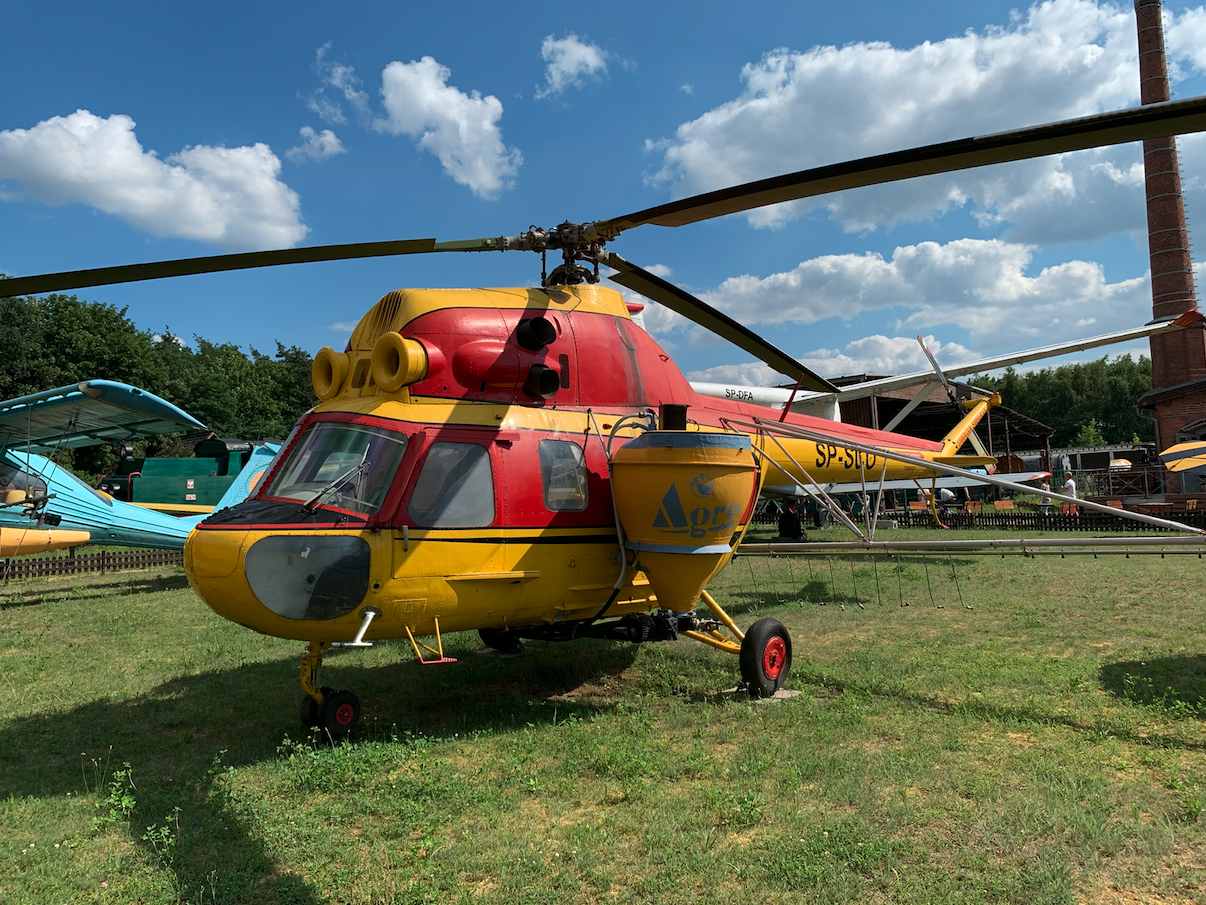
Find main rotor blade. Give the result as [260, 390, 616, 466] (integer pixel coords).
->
[598, 94, 1206, 232]
[603, 252, 837, 392]
[0, 236, 510, 297]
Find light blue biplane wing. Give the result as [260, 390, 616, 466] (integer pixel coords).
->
[0, 380, 204, 453]
[0, 382, 280, 550]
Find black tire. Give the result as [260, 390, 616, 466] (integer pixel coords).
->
[740, 618, 792, 699]
[317, 688, 360, 739]
[300, 685, 334, 730]
[479, 627, 524, 654]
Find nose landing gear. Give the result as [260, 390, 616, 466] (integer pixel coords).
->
[299, 641, 362, 740]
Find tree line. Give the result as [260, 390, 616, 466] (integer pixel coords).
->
[0, 286, 317, 476]
[971, 354, 1153, 448]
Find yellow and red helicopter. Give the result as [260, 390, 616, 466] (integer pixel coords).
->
[6, 94, 1206, 737]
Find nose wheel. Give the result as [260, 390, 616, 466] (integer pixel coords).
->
[739, 618, 792, 698]
[301, 686, 362, 740]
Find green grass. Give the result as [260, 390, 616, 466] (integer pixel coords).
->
[1, 532, 1205, 903]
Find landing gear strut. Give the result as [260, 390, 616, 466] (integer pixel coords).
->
[299, 641, 361, 740]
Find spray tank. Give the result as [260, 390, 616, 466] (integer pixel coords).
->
[610, 405, 760, 613]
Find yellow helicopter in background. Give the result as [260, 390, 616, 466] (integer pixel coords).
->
[5, 93, 1206, 737]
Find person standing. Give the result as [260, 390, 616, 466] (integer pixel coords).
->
[1061, 472, 1077, 515]
[1039, 480, 1052, 516]
[777, 500, 805, 541]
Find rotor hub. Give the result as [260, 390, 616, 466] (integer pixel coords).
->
[500, 222, 610, 286]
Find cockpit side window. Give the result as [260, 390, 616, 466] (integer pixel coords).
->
[408, 442, 495, 528]
[0, 463, 47, 502]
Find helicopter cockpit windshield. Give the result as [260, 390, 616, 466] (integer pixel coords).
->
[264, 422, 408, 515]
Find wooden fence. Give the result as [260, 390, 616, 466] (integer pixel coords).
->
[2, 548, 183, 580]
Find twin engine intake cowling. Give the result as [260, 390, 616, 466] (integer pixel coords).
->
[311, 314, 563, 401]
[449, 315, 563, 400]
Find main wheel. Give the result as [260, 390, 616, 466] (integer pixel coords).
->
[740, 618, 792, 699]
[317, 688, 360, 739]
[479, 627, 525, 654]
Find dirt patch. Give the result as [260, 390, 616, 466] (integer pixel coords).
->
[1077, 840, 1206, 904]
[1077, 884, 1186, 904]
[548, 667, 644, 703]
[1006, 731, 1034, 749]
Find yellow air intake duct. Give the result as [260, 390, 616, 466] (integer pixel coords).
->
[311, 347, 350, 401]
[611, 431, 758, 613]
[370, 333, 429, 392]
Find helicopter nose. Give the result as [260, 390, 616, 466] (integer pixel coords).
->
[186, 528, 373, 638]
[185, 526, 243, 579]
[186, 527, 259, 627]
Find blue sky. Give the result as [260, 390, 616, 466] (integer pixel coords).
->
[3, 0, 1206, 385]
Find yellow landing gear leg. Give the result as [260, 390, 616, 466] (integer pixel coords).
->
[682, 590, 744, 654]
[683, 590, 793, 700]
[299, 641, 361, 741]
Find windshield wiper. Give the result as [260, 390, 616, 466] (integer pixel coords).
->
[302, 444, 371, 512]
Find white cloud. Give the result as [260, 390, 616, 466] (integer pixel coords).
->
[303, 46, 522, 198]
[328, 321, 358, 333]
[306, 43, 372, 126]
[706, 238, 1150, 346]
[285, 126, 346, 163]
[687, 334, 977, 385]
[373, 56, 522, 199]
[0, 110, 307, 249]
[639, 238, 1158, 369]
[646, 0, 1206, 243]
[680, 84, 693, 95]
[536, 34, 609, 99]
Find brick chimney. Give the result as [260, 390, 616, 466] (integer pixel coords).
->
[1135, 0, 1206, 464]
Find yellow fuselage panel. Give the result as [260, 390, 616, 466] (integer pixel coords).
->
[185, 526, 659, 642]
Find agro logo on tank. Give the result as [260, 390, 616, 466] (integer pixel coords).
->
[688, 473, 714, 498]
[653, 476, 740, 540]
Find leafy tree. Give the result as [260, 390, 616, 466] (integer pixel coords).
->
[0, 287, 317, 473]
[973, 355, 1153, 447]
[1072, 418, 1107, 447]
[0, 292, 163, 398]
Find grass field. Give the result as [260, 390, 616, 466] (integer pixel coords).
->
[2, 528, 1205, 904]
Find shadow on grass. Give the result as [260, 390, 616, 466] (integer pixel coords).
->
[0, 636, 637, 903]
[0, 572, 192, 608]
[1099, 655, 1206, 718]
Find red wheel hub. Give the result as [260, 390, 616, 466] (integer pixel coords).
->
[334, 703, 356, 726]
[762, 636, 787, 680]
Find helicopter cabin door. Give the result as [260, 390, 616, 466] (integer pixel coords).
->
[494, 431, 622, 625]
[390, 430, 507, 635]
